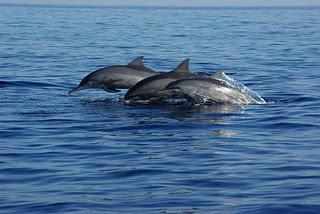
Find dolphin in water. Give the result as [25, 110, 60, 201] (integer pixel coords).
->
[68, 56, 157, 94]
[124, 58, 200, 103]
[163, 72, 262, 105]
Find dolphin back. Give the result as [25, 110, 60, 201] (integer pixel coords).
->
[164, 77, 261, 105]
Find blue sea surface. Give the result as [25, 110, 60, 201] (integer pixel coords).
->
[0, 4, 320, 213]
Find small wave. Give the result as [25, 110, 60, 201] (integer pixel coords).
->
[177, 178, 245, 188]
[239, 204, 320, 214]
[102, 168, 167, 179]
[0, 80, 14, 88]
[277, 97, 319, 104]
[265, 122, 319, 129]
[262, 96, 320, 105]
[172, 34, 187, 38]
[0, 80, 62, 88]
[1, 167, 60, 175]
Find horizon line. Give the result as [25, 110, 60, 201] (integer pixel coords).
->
[1, 2, 320, 8]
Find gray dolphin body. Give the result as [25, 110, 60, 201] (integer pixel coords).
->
[124, 58, 200, 102]
[68, 56, 157, 94]
[163, 75, 259, 105]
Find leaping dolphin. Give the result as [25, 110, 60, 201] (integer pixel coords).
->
[68, 56, 157, 94]
[124, 58, 200, 103]
[163, 73, 262, 105]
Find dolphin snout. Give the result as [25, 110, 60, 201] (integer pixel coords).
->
[68, 85, 85, 94]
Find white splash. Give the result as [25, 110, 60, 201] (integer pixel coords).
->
[213, 71, 266, 104]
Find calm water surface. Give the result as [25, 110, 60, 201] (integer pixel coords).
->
[0, 4, 320, 213]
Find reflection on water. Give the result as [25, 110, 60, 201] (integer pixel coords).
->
[78, 98, 247, 139]
[81, 98, 247, 124]
[212, 130, 238, 137]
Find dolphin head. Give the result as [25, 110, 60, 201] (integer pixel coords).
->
[68, 75, 97, 94]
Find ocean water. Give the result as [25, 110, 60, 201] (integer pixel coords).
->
[0, 4, 320, 213]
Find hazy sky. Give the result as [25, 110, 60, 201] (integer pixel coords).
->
[3, 0, 320, 6]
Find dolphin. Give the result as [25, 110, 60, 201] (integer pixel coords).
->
[124, 58, 200, 103]
[163, 73, 260, 105]
[68, 56, 157, 94]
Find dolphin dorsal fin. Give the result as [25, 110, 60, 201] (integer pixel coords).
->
[128, 56, 145, 69]
[170, 58, 190, 73]
[127, 56, 156, 73]
[210, 70, 225, 80]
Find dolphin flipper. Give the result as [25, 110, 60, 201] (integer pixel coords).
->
[103, 80, 121, 93]
[103, 86, 120, 93]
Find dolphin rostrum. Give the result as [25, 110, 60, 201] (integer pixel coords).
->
[68, 56, 157, 94]
[163, 73, 261, 105]
[124, 58, 200, 103]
